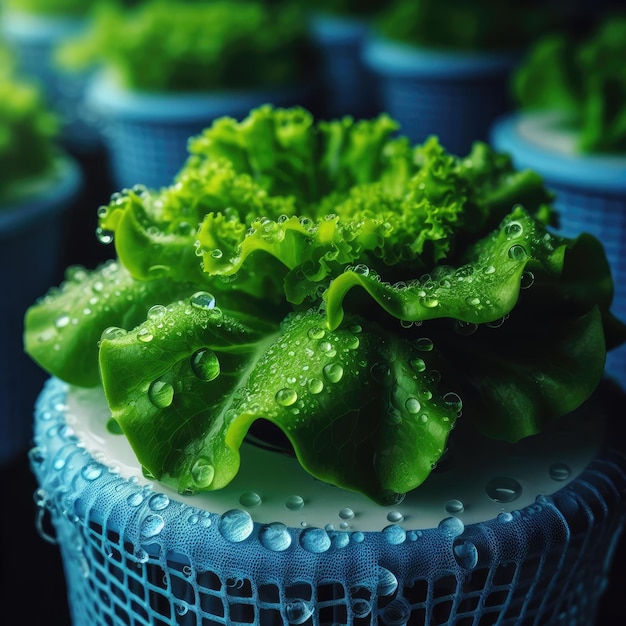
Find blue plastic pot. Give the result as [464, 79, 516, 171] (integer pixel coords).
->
[87, 72, 313, 191]
[0, 11, 102, 154]
[363, 37, 519, 156]
[490, 112, 626, 390]
[308, 13, 377, 120]
[29, 376, 626, 625]
[0, 155, 82, 465]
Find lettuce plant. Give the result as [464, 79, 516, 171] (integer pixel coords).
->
[56, 0, 313, 92]
[0, 62, 59, 203]
[375, 0, 555, 51]
[24, 106, 625, 504]
[512, 14, 626, 153]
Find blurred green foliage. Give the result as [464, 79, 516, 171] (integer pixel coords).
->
[513, 13, 626, 153]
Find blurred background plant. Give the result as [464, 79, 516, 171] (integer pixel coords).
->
[0, 43, 59, 203]
[512, 12, 626, 154]
[56, 0, 314, 93]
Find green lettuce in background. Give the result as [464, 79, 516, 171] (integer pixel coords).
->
[23, 105, 626, 504]
[0, 49, 59, 203]
[512, 13, 626, 153]
[55, 0, 314, 93]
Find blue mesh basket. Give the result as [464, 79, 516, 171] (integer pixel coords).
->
[490, 112, 626, 391]
[30, 376, 626, 625]
[0, 157, 82, 465]
[87, 72, 313, 191]
[362, 37, 518, 157]
[308, 14, 377, 120]
[0, 11, 102, 154]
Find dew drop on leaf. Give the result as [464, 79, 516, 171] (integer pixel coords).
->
[191, 348, 220, 381]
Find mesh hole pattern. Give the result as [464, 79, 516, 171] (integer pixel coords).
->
[31, 378, 626, 625]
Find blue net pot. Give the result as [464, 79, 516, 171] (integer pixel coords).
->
[308, 13, 377, 120]
[490, 112, 626, 390]
[0, 156, 82, 465]
[0, 10, 102, 154]
[30, 377, 626, 625]
[362, 37, 519, 157]
[87, 72, 313, 192]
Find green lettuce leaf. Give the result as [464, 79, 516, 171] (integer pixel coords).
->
[100, 306, 459, 504]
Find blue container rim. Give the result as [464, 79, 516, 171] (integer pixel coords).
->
[87, 71, 311, 122]
[490, 112, 626, 194]
[362, 36, 520, 78]
[0, 153, 82, 238]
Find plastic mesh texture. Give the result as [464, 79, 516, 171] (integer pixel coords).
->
[0, 160, 82, 465]
[0, 11, 103, 154]
[87, 77, 314, 191]
[30, 377, 626, 625]
[309, 15, 377, 120]
[363, 38, 516, 157]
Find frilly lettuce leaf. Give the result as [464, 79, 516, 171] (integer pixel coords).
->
[100, 306, 459, 504]
[184, 105, 412, 204]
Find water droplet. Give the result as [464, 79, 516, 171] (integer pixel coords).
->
[382, 598, 411, 625]
[386, 510, 404, 523]
[382, 525, 406, 545]
[148, 380, 174, 408]
[484, 265, 496, 275]
[275, 388, 298, 407]
[454, 320, 478, 336]
[443, 392, 463, 412]
[147, 304, 167, 319]
[376, 566, 398, 596]
[79, 462, 102, 482]
[339, 508, 354, 520]
[190, 291, 216, 311]
[308, 378, 324, 394]
[505, 221, 523, 239]
[218, 509, 253, 542]
[141, 514, 165, 539]
[96, 228, 114, 244]
[351, 531, 364, 543]
[416, 337, 433, 351]
[239, 492, 262, 508]
[307, 327, 325, 340]
[453, 540, 479, 569]
[285, 599, 313, 625]
[211, 249, 223, 259]
[445, 499, 464, 514]
[299, 527, 331, 553]
[322, 363, 343, 384]
[127, 492, 144, 507]
[137, 328, 153, 343]
[465, 296, 481, 307]
[345, 335, 360, 349]
[191, 458, 215, 488]
[486, 477, 523, 503]
[497, 511, 514, 523]
[100, 326, 127, 342]
[259, 522, 291, 551]
[405, 397, 421, 414]
[191, 348, 220, 381]
[438, 516, 464, 538]
[352, 598, 372, 618]
[55, 314, 70, 328]
[285, 495, 304, 510]
[549, 462, 571, 482]
[508, 244, 528, 261]
[520, 270, 535, 289]
[410, 358, 426, 372]
[149, 494, 170, 511]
